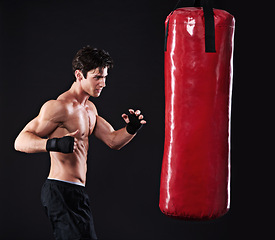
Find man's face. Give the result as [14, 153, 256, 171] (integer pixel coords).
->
[80, 67, 108, 98]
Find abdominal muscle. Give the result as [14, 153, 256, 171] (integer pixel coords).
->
[48, 139, 89, 185]
[46, 100, 95, 186]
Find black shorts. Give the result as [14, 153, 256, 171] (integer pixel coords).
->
[41, 179, 98, 240]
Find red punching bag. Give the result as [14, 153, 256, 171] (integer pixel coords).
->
[159, 0, 235, 220]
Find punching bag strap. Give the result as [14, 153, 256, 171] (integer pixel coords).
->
[164, 0, 216, 53]
[202, 0, 216, 52]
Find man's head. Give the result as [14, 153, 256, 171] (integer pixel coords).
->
[72, 46, 113, 81]
[72, 46, 113, 97]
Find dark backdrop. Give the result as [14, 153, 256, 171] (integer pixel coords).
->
[0, 0, 266, 239]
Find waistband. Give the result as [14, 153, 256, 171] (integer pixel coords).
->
[46, 178, 85, 188]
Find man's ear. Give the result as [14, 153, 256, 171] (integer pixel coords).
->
[75, 70, 84, 82]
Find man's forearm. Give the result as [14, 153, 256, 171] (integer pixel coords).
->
[109, 127, 135, 150]
[14, 131, 47, 153]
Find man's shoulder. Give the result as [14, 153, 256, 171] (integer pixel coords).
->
[42, 99, 70, 110]
[40, 99, 71, 118]
[87, 100, 97, 112]
[86, 100, 94, 107]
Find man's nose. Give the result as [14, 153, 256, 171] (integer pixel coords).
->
[99, 78, 106, 88]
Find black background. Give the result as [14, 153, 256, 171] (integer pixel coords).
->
[0, 0, 267, 239]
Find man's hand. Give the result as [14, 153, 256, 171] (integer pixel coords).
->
[122, 109, 146, 135]
[46, 130, 79, 153]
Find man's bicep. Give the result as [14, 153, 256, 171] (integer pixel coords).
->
[21, 101, 62, 137]
[22, 116, 59, 138]
[93, 115, 115, 142]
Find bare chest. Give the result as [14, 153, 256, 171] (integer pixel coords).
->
[64, 104, 96, 138]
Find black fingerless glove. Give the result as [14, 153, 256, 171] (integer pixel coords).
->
[126, 113, 143, 135]
[46, 136, 74, 153]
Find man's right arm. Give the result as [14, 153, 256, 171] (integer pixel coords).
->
[14, 100, 65, 153]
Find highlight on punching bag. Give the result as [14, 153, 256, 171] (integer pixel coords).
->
[159, 0, 235, 220]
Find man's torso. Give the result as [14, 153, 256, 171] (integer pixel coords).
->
[47, 92, 97, 185]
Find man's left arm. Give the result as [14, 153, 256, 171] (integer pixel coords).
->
[92, 108, 146, 150]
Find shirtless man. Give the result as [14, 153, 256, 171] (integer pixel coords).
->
[14, 46, 146, 240]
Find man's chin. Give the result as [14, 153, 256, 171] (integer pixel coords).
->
[90, 92, 101, 98]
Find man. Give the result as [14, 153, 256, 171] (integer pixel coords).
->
[14, 46, 146, 240]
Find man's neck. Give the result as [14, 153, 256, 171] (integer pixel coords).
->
[68, 82, 90, 106]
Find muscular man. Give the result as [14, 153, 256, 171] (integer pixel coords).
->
[14, 46, 146, 240]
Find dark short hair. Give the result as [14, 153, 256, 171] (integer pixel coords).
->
[72, 46, 114, 81]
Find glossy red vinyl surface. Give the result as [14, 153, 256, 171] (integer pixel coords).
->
[159, 8, 235, 220]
